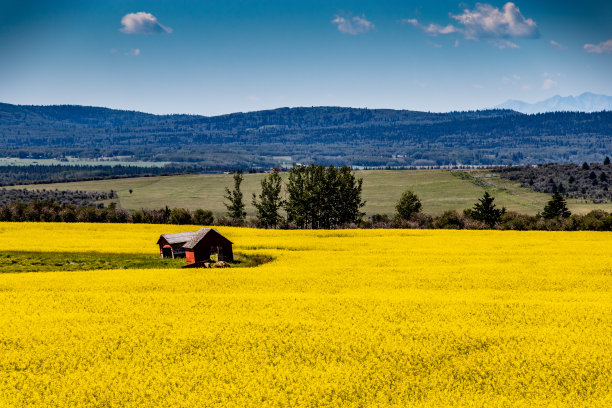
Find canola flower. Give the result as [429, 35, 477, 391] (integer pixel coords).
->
[0, 222, 611, 407]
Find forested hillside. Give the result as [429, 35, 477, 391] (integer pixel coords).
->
[1, 103, 611, 167]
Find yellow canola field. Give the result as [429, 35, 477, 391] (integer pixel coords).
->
[0, 222, 611, 407]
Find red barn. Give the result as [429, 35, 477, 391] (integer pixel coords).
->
[157, 228, 233, 264]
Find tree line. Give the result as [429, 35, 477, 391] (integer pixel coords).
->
[224, 165, 365, 229]
[495, 159, 612, 203]
[3, 102, 612, 167]
[3, 163, 612, 231]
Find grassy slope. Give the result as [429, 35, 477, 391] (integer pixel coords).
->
[8, 170, 612, 216]
[0, 251, 268, 273]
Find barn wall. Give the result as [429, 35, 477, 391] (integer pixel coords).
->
[191, 234, 233, 263]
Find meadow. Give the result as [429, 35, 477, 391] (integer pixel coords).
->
[0, 222, 610, 406]
[8, 169, 612, 217]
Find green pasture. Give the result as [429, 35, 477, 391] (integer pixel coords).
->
[8, 170, 612, 216]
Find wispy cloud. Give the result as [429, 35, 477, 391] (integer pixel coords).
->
[126, 49, 141, 56]
[404, 2, 538, 49]
[502, 74, 521, 84]
[402, 19, 456, 36]
[550, 40, 567, 50]
[584, 39, 612, 54]
[541, 72, 561, 90]
[120, 12, 173, 35]
[413, 80, 427, 88]
[542, 78, 558, 90]
[332, 14, 374, 35]
[491, 39, 520, 49]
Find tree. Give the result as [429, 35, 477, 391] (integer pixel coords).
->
[169, 208, 192, 225]
[224, 171, 247, 222]
[285, 165, 309, 228]
[193, 209, 214, 225]
[582, 162, 590, 170]
[252, 169, 285, 228]
[285, 164, 364, 229]
[542, 192, 571, 219]
[395, 190, 422, 220]
[604, 156, 610, 165]
[468, 191, 506, 228]
[335, 166, 365, 226]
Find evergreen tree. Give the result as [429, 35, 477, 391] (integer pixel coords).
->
[224, 171, 246, 222]
[542, 192, 571, 219]
[604, 156, 611, 165]
[469, 191, 506, 228]
[395, 190, 422, 220]
[582, 162, 590, 170]
[252, 169, 285, 228]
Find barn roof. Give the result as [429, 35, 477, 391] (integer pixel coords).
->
[157, 228, 233, 247]
[157, 230, 199, 245]
[183, 228, 233, 249]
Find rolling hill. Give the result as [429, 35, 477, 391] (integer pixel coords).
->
[1, 103, 611, 168]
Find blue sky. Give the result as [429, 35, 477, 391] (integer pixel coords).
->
[1, 0, 611, 115]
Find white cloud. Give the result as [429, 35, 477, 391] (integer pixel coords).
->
[403, 19, 456, 36]
[451, 2, 539, 40]
[542, 78, 558, 90]
[491, 39, 520, 49]
[584, 39, 612, 54]
[120, 12, 172, 34]
[332, 14, 374, 35]
[542, 72, 564, 90]
[550, 40, 567, 50]
[126, 49, 141, 56]
[454, 39, 460, 48]
[404, 2, 538, 49]
[413, 80, 427, 88]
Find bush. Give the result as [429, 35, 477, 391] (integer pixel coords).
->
[169, 208, 193, 225]
[500, 212, 535, 230]
[193, 209, 214, 225]
[432, 211, 466, 229]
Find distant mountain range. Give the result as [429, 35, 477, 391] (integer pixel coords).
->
[1, 103, 611, 168]
[496, 92, 612, 114]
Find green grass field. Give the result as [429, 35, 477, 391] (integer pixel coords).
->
[0, 251, 269, 273]
[9, 170, 612, 216]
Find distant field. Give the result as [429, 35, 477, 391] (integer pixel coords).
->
[0, 157, 170, 167]
[9, 169, 612, 216]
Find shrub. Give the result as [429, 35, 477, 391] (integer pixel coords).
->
[193, 209, 214, 226]
[433, 211, 466, 229]
[169, 208, 193, 225]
